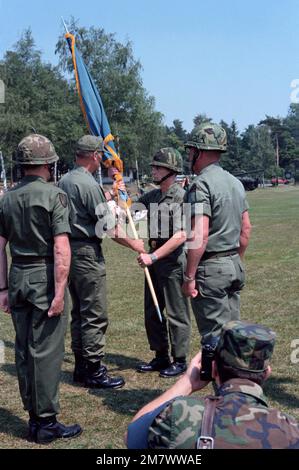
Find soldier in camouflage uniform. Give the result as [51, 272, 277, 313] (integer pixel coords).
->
[58, 135, 144, 389]
[182, 123, 252, 337]
[0, 134, 82, 444]
[135, 148, 191, 377]
[127, 320, 299, 449]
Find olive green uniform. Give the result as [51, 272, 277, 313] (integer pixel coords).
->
[58, 166, 114, 363]
[138, 183, 191, 359]
[0, 176, 70, 418]
[185, 163, 249, 336]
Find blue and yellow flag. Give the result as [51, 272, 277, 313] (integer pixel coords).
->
[66, 33, 128, 203]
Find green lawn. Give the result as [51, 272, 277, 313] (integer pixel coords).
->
[0, 185, 299, 448]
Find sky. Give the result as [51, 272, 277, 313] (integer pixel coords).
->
[0, 0, 299, 132]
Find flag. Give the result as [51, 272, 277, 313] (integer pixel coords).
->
[65, 32, 129, 203]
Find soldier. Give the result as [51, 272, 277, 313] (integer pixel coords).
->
[135, 148, 191, 377]
[0, 134, 82, 444]
[182, 123, 252, 336]
[58, 135, 144, 389]
[126, 320, 299, 449]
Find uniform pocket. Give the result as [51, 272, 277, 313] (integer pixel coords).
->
[29, 270, 48, 283]
[230, 258, 245, 293]
[30, 267, 55, 309]
[197, 260, 235, 298]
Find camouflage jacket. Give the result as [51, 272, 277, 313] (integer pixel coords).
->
[148, 378, 299, 449]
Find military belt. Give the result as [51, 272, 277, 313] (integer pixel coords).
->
[12, 256, 54, 265]
[70, 237, 100, 244]
[149, 239, 166, 249]
[201, 250, 238, 261]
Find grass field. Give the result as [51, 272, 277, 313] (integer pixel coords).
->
[0, 185, 299, 449]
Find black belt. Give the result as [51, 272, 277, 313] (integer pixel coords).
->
[12, 256, 54, 265]
[70, 237, 100, 244]
[201, 250, 238, 261]
[149, 239, 166, 249]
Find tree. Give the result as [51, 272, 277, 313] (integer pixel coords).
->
[240, 124, 276, 177]
[192, 113, 212, 127]
[160, 119, 187, 155]
[0, 29, 84, 172]
[219, 120, 242, 174]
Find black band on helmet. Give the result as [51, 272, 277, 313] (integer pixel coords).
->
[153, 171, 175, 185]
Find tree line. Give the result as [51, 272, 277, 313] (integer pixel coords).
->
[1, 24, 299, 180]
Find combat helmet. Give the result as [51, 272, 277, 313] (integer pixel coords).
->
[150, 147, 182, 173]
[185, 123, 227, 152]
[14, 134, 59, 165]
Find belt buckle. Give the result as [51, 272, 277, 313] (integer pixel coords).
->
[197, 436, 214, 449]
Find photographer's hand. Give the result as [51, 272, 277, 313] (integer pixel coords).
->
[185, 351, 210, 392]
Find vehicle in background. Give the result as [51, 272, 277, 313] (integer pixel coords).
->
[271, 177, 290, 186]
[236, 175, 259, 191]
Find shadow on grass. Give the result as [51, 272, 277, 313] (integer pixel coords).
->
[4, 340, 15, 350]
[62, 353, 142, 372]
[264, 376, 299, 408]
[88, 388, 163, 416]
[1, 363, 17, 377]
[0, 408, 27, 439]
[103, 353, 143, 371]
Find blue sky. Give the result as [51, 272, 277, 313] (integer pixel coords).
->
[0, 0, 298, 132]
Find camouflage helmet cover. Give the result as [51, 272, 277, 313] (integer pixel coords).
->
[185, 123, 227, 152]
[76, 135, 105, 153]
[216, 320, 276, 372]
[15, 134, 59, 165]
[150, 147, 182, 173]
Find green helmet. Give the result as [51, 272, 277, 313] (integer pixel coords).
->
[76, 135, 105, 153]
[15, 134, 59, 165]
[185, 123, 227, 152]
[150, 147, 182, 173]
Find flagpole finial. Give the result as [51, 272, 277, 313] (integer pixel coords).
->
[61, 17, 69, 34]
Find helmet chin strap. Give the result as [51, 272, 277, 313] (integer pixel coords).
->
[153, 171, 175, 185]
[191, 149, 201, 172]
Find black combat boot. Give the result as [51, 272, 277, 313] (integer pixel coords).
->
[27, 411, 39, 442]
[73, 353, 87, 383]
[84, 362, 125, 389]
[159, 358, 187, 378]
[30, 415, 82, 444]
[136, 353, 170, 373]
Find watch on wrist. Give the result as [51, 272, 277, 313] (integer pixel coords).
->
[183, 273, 195, 282]
[150, 253, 158, 263]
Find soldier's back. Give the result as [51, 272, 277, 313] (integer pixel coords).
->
[0, 176, 67, 257]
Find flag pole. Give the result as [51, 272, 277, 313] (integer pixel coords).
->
[63, 28, 162, 323]
[61, 17, 69, 34]
[125, 207, 163, 323]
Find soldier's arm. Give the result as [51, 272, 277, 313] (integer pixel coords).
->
[238, 210, 252, 259]
[111, 224, 145, 253]
[137, 230, 187, 267]
[128, 352, 207, 425]
[154, 230, 187, 259]
[0, 236, 10, 313]
[48, 234, 71, 318]
[181, 215, 209, 298]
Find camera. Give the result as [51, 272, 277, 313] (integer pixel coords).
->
[200, 333, 220, 381]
